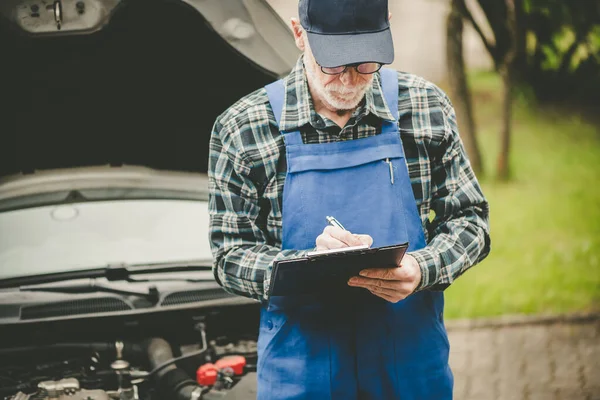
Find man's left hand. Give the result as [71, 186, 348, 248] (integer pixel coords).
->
[347, 254, 422, 303]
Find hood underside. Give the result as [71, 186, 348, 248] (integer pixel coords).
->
[0, 0, 299, 179]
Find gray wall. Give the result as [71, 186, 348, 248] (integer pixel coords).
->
[266, 0, 492, 84]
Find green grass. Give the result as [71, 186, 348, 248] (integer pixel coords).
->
[441, 70, 600, 319]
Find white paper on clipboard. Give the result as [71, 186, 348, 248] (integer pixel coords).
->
[306, 244, 370, 258]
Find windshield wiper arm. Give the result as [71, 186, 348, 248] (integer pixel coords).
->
[104, 261, 214, 282]
[0, 260, 214, 289]
[19, 279, 161, 303]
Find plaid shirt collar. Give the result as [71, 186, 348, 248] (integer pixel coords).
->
[279, 56, 396, 132]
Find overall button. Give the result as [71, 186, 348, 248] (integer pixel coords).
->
[266, 319, 274, 330]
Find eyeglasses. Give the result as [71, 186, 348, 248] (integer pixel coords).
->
[319, 62, 383, 75]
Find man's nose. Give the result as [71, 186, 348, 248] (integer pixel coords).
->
[339, 68, 359, 86]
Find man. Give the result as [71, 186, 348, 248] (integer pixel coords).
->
[208, 0, 491, 398]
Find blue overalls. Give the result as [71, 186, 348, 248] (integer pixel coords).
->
[258, 69, 453, 399]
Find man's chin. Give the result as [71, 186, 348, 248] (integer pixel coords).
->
[325, 93, 362, 111]
[324, 100, 357, 112]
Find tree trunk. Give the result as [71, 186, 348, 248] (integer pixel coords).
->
[513, 0, 527, 83]
[447, 0, 483, 175]
[497, 0, 517, 181]
[497, 66, 512, 180]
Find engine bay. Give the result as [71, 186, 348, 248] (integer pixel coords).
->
[0, 0, 296, 398]
[0, 303, 260, 400]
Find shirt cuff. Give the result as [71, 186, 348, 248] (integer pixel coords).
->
[409, 247, 445, 292]
[262, 249, 309, 301]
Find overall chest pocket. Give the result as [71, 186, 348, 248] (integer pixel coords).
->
[285, 132, 406, 174]
[282, 132, 414, 248]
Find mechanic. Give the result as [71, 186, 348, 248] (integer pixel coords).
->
[208, 0, 491, 398]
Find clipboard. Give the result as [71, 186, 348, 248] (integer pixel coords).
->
[267, 242, 409, 298]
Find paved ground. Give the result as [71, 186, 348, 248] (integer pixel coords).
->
[447, 315, 600, 400]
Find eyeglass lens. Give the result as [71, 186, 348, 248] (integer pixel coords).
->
[321, 62, 382, 75]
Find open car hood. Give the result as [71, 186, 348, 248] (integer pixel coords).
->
[0, 0, 299, 77]
[0, 0, 300, 181]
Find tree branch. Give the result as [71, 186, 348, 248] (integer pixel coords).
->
[558, 41, 578, 75]
[456, 0, 498, 65]
[503, 0, 517, 67]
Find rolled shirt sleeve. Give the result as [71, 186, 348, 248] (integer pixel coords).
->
[410, 90, 491, 291]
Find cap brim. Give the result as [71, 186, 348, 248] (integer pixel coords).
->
[306, 28, 394, 68]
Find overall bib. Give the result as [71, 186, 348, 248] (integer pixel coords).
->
[257, 69, 453, 399]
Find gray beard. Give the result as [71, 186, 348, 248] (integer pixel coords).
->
[304, 60, 370, 112]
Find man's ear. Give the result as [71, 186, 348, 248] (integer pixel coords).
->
[388, 11, 392, 21]
[290, 18, 306, 51]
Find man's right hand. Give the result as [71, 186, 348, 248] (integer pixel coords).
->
[315, 226, 373, 251]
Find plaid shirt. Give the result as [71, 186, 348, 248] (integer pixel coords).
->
[208, 57, 490, 301]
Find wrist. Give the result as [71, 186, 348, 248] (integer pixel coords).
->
[408, 248, 439, 291]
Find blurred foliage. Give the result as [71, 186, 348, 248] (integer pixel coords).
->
[466, 0, 600, 107]
[442, 71, 600, 319]
[520, 0, 600, 105]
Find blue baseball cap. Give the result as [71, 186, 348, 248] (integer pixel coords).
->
[298, 0, 394, 68]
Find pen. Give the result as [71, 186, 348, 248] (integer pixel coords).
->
[326, 216, 346, 231]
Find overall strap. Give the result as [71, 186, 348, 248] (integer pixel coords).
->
[379, 68, 399, 121]
[265, 79, 304, 146]
[265, 79, 285, 127]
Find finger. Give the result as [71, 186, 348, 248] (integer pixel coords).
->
[324, 226, 363, 247]
[368, 289, 400, 303]
[349, 275, 415, 296]
[354, 234, 373, 247]
[348, 276, 396, 290]
[348, 278, 414, 296]
[359, 266, 419, 282]
[358, 267, 402, 281]
[361, 284, 398, 297]
[315, 234, 348, 250]
[365, 282, 413, 297]
[370, 287, 406, 302]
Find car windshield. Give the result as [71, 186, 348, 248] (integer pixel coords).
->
[0, 199, 212, 281]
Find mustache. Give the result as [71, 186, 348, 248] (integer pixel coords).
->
[325, 82, 370, 97]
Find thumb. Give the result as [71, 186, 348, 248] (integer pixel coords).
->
[354, 234, 373, 247]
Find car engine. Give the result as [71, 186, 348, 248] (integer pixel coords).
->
[1, 310, 260, 400]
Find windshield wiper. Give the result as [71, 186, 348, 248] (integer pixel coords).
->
[0, 260, 214, 289]
[19, 279, 161, 303]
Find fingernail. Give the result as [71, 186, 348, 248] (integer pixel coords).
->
[359, 270, 368, 277]
[348, 277, 358, 284]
